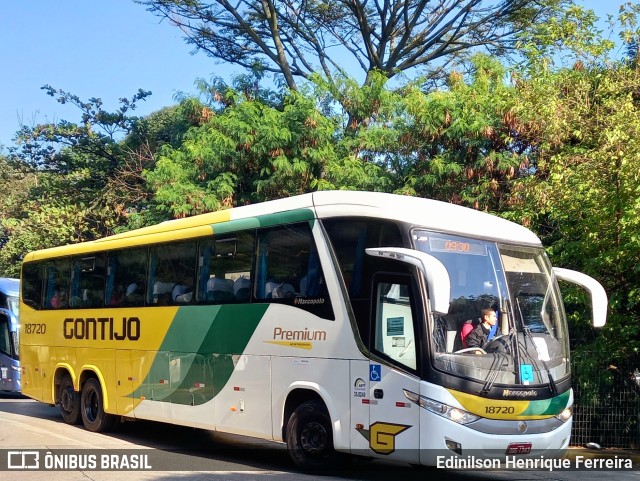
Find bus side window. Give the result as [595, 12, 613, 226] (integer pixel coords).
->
[148, 241, 196, 305]
[197, 231, 254, 304]
[254, 223, 333, 320]
[44, 259, 71, 309]
[106, 247, 148, 307]
[0, 315, 10, 356]
[323, 218, 405, 347]
[70, 255, 106, 308]
[22, 262, 44, 310]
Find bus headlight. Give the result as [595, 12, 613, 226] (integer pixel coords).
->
[555, 406, 572, 423]
[403, 389, 480, 425]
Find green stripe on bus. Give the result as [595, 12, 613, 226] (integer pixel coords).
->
[521, 390, 570, 416]
[212, 208, 315, 234]
[129, 304, 269, 405]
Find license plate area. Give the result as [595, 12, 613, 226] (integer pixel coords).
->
[506, 442, 532, 455]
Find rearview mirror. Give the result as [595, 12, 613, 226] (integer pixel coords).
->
[553, 267, 608, 328]
[365, 247, 450, 314]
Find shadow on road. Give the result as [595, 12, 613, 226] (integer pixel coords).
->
[10, 396, 636, 480]
[0, 396, 493, 479]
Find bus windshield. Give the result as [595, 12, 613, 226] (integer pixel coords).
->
[414, 231, 570, 387]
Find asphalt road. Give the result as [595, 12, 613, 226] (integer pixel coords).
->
[0, 393, 637, 481]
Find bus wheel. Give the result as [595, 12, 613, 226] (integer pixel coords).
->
[59, 373, 81, 425]
[80, 378, 116, 433]
[286, 400, 336, 469]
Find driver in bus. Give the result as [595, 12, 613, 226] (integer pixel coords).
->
[466, 308, 497, 349]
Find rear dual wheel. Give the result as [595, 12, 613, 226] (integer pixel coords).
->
[59, 373, 81, 425]
[80, 378, 117, 432]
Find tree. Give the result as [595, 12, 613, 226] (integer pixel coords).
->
[0, 155, 37, 275]
[136, 0, 569, 93]
[393, 54, 526, 210]
[307, 55, 532, 210]
[503, 33, 640, 366]
[12, 86, 151, 171]
[105, 105, 197, 231]
[143, 76, 340, 218]
[0, 87, 194, 274]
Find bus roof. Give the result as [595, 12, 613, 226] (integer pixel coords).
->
[0, 278, 20, 297]
[310, 191, 541, 246]
[22, 191, 541, 262]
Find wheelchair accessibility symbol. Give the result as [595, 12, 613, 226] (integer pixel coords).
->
[370, 364, 381, 382]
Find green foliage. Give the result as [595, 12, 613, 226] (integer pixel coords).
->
[516, 4, 615, 67]
[0, 157, 38, 276]
[13, 86, 151, 170]
[508, 54, 640, 368]
[126, 105, 192, 151]
[618, 2, 640, 47]
[137, 0, 574, 126]
[394, 55, 525, 211]
[0, 202, 103, 277]
[309, 71, 404, 192]
[0, 87, 196, 273]
[144, 83, 339, 217]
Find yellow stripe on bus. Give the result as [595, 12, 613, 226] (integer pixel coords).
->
[446, 389, 558, 420]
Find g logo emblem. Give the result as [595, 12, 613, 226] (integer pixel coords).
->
[369, 422, 411, 454]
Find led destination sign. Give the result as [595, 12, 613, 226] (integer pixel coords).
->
[429, 238, 488, 255]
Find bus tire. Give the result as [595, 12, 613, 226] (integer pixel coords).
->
[59, 373, 81, 425]
[286, 400, 336, 469]
[80, 378, 116, 433]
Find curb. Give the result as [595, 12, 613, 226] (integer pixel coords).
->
[564, 447, 640, 465]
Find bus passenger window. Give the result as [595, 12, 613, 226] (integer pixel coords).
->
[22, 262, 43, 310]
[323, 218, 405, 346]
[106, 248, 148, 307]
[70, 255, 106, 308]
[197, 232, 254, 304]
[149, 241, 196, 305]
[0, 316, 10, 356]
[44, 260, 71, 309]
[255, 223, 333, 320]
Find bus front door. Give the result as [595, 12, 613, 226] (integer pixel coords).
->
[367, 276, 420, 464]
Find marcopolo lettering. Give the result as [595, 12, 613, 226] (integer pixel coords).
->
[63, 317, 141, 341]
[502, 389, 538, 398]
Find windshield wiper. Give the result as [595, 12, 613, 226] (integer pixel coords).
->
[479, 304, 516, 396]
[480, 349, 511, 396]
[524, 327, 558, 396]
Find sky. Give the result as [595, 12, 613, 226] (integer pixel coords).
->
[0, 0, 241, 148]
[0, 0, 623, 149]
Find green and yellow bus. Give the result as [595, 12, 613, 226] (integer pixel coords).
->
[19, 191, 607, 468]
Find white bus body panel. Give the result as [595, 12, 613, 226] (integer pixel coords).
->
[367, 363, 421, 464]
[214, 354, 272, 438]
[271, 357, 351, 449]
[349, 359, 372, 453]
